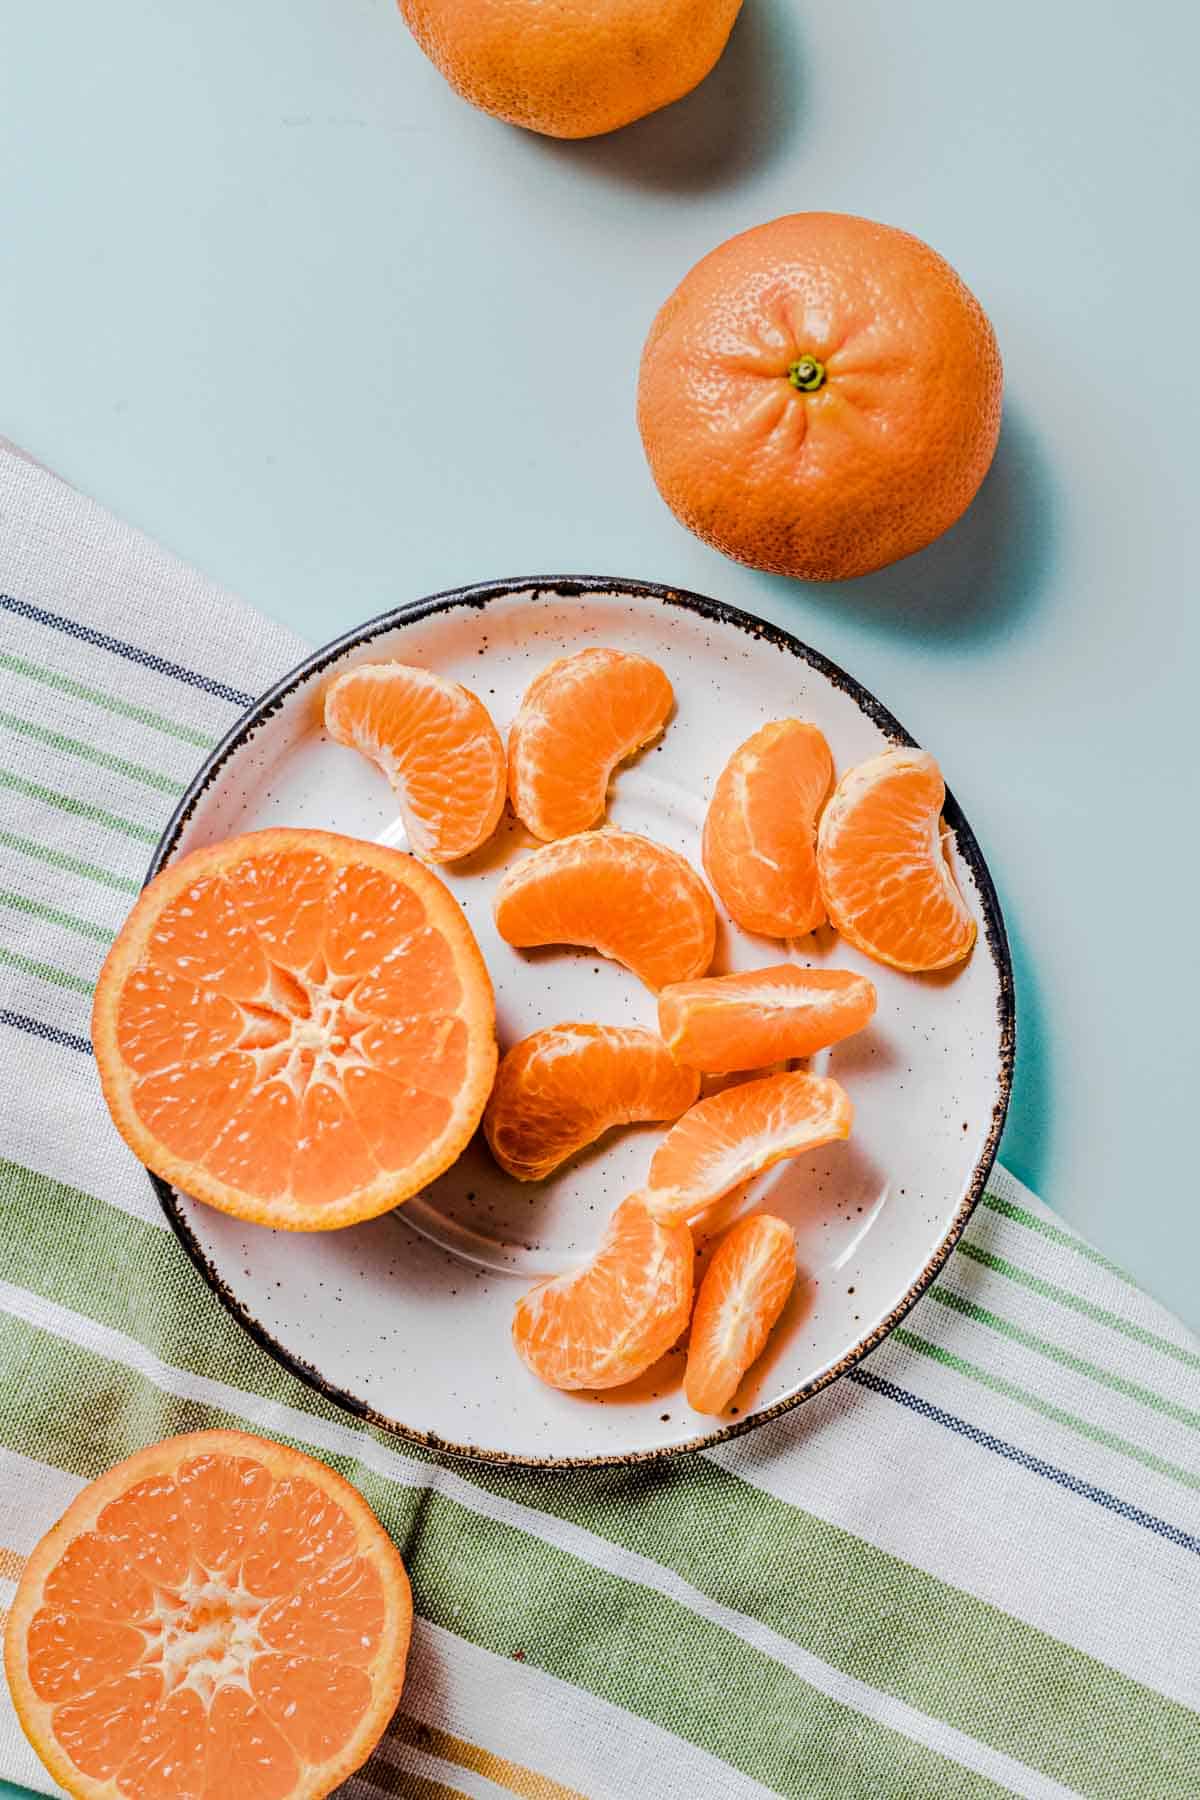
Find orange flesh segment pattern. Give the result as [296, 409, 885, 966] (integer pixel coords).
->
[702, 720, 833, 938]
[5, 1432, 412, 1800]
[485, 1023, 700, 1181]
[512, 1196, 694, 1390]
[685, 1214, 798, 1414]
[493, 829, 716, 991]
[92, 830, 497, 1230]
[658, 965, 876, 1073]
[508, 647, 674, 840]
[816, 747, 977, 972]
[324, 662, 506, 862]
[644, 1071, 853, 1225]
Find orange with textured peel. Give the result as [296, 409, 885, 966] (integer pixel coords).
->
[485, 1023, 699, 1181]
[644, 1071, 852, 1225]
[685, 1213, 797, 1414]
[493, 830, 716, 991]
[638, 212, 1003, 581]
[659, 965, 876, 1074]
[817, 747, 977, 972]
[397, 0, 744, 141]
[512, 1197, 694, 1390]
[508, 647, 673, 841]
[324, 662, 505, 863]
[3, 1429, 411, 1800]
[92, 828, 497, 1230]
[702, 720, 833, 937]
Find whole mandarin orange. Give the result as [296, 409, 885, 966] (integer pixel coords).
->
[637, 213, 1003, 581]
[397, 0, 744, 139]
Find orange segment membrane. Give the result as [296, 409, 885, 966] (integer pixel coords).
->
[53, 1669, 164, 1782]
[148, 876, 270, 998]
[177, 1453, 274, 1576]
[352, 927, 462, 1019]
[27, 1611, 145, 1705]
[224, 851, 334, 975]
[252, 1656, 372, 1764]
[131, 1054, 257, 1162]
[116, 967, 245, 1075]
[117, 1687, 208, 1800]
[342, 1066, 453, 1170]
[324, 864, 428, 977]
[259, 1556, 385, 1666]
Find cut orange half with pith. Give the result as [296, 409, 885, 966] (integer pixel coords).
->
[685, 1213, 798, 1415]
[324, 661, 506, 862]
[3, 1429, 412, 1800]
[659, 965, 876, 1073]
[644, 1071, 852, 1225]
[512, 1196, 694, 1391]
[92, 828, 497, 1230]
[493, 829, 716, 991]
[508, 647, 674, 840]
[817, 747, 977, 972]
[484, 1023, 700, 1181]
[702, 720, 833, 938]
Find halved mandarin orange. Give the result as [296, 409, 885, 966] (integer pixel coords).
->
[508, 647, 674, 841]
[512, 1196, 694, 1391]
[817, 747, 977, 972]
[324, 662, 506, 863]
[92, 828, 497, 1230]
[485, 1023, 699, 1181]
[702, 720, 834, 938]
[659, 965, 876, 1074]
[644, 1071, 852, 1225]
[685, 1213, 797, 1414]
[493, 829, 716, 991]
[3, 1429, 412, 1800]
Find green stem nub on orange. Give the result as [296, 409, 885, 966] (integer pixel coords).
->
[787, 355, 826, 393]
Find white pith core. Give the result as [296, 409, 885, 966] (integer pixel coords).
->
[143, 1574, 271, 1706]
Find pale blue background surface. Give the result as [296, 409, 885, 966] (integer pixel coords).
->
[0, 0, 1197, 1499]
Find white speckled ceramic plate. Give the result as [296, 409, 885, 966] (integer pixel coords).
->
[149, 578, 1013, 1466]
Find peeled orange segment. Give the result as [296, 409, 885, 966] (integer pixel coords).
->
[493, 829, 716, 991]
[644, 1071, 852, 1226]
[512, 1197, 694, 1391]
[508, 647, 674, 841]
[3, 1430, 412, 1800]
[485, 1023, 700, 1182]
[685, 1213, 797, 1414]
[659, 965, 876, 1074]
[702, 720, 834, 938]
[816, 747, 977, 972]
[323, 662, 506, 863]
[92, 828, 497, 1230]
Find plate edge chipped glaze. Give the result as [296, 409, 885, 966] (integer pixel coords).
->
[143, 575, 1015, 1468]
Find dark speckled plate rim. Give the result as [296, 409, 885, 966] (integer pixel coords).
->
[145, 574, 1015, 1469]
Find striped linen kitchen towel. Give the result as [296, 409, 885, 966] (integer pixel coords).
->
[0, 439, 1197, 1800]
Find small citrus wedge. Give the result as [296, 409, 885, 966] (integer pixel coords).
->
[485, 1023, 700, 1181]
[685, 1213, 797, 1414]
[508, 647, 674, 841]
[702, 720, 834, 937]
[659, 965, 876, 1074]
[493, 830, 716, 991]
[512, 1196, 694, 1390]
[3, 1429, 412, 1800]
[324, 662, 505, 862]
[92, 828, 497, 1230]
[817, 747, 977, 971]
[644, 1071, 852, 1225]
